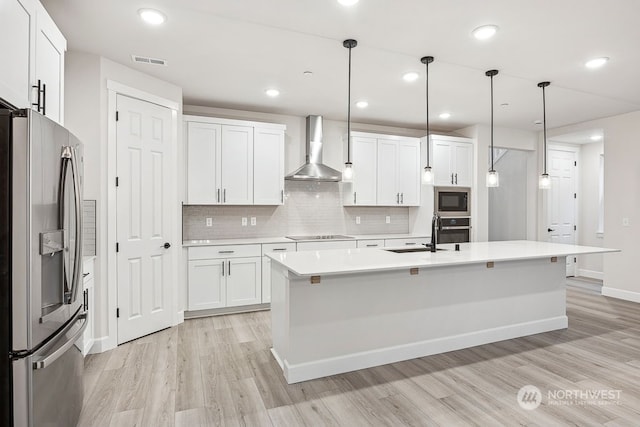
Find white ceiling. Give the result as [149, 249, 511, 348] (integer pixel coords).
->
[42, 0, 640, 132]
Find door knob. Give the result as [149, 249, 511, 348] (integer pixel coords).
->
[547, 228, 555, 232]
[163, 242, 171, 249]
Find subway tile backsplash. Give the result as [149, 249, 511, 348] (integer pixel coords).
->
[182, 181, 409, 240]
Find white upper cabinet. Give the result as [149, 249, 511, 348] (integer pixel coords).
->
[220, 125, 253, 205]
[0, 0, 36, 109]
[431, 135, 474, 187]
[345, 132, 420, 206]
[344, 135, 378, 206]
[253, 127, 285, 205]
[184, 115, 285, 205]
[0, 0, 66, 124]
[33, 2, 66, 124]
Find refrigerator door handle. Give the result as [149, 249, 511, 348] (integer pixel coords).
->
[32, 312, 87, 370]
[59, 146, 83, 304]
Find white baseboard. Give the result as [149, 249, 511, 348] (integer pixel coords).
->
[577, 269, 603, 280]
[602, 287, 640, 303]
[279, 316, 568, 384]
[89, 336, 117, 354]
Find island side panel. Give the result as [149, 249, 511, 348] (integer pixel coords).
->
[270, 262, 290, 369]
[281, 256, 567, 383]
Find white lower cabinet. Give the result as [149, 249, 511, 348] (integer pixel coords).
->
[76, 257, 94, 356]
[188, 245, 261, 311]
[384, 237, 428, 247]
[356, 239, 385, 248]
[261, 242, 296, 303]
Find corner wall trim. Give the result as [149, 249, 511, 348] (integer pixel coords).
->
[602, 287, 640, 303]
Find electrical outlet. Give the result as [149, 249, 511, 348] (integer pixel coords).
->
[206, 217, 212, 227]
[242, 217, 248, 226]
[385, 216, 391, 224]
[250, 217, 256, 226]
[355, 216, 361, 225]
[623, 217, 630, 227]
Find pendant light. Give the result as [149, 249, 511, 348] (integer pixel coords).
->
[538, 81, 551, 190]
[421, 56, 434, 184]
[343, 39, 357, 182]
[485, 69, 499, 187]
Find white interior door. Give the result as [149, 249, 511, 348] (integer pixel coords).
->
[546, 147, 577, 276]
[116, 94, 175, 344]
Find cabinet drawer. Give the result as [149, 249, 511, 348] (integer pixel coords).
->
[296, 240, 357, 251]
[261, 242, 296, 256]
[384, 237, 428, 247]
[188, 244, 261, 260]
[356, 239, 385, 248]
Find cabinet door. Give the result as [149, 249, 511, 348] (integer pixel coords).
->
[226, 257, 261, 307]
[345, 136, 377, 205]
[432, 139, 454, 186]
[376, 139, 399, 205]
[34, 3, 66, 124]
[221, 125, 253, 204]
[0, 0, 36, 109]
[188, 259, 226, 310]
[254, 127, 284, 205]
[453, 142, 473, 187]
[397, 139, 421, 205]
[186, 122, 221, 204]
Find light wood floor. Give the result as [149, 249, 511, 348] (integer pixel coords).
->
[79, 285, 640, 426]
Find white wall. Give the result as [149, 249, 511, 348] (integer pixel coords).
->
[65, 51, 183, 346]
[577, 141, 604, 278]
[547, 111, 640, 302]
[489, 149, 530, 241]
[456, 124, 538, 242]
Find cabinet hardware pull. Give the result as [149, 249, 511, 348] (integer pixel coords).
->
[228, 260, 231, 275]
[405, 242, 416, 245]
[281, 189, 284, 203]
[272, 248, 287, 251]
[366, 244, 378, 247]
[222, 261, 225, 276]
[223, 189, 226, 203]
[217, 188, 220, 203]
[401, 193, 404, 204]
[42, 82, 46, 116]
[455, 173, 458, 185]
[396, 193, 400, 204]
[32, 79, 44, 113]
[83, 289, 88, 311]
[218, 250, 234, 254]
[354, 192, 357, 204]
[451, 173, 454, 184]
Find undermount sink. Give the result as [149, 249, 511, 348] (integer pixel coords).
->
[385, 247, 447, 253]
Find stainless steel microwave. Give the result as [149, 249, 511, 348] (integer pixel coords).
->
[434, 187, 471, 216]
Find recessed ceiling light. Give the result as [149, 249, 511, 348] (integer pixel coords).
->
[265, 88, 280, 97]
[590, 134, 603, 141]
[138, 8, 166, 25]
[472, 25, 499, 40]
[356, 101, 368, 109]
[403, 72, 420, 82]
[338, 0, 359, 6]
[585, 57, 609, 69]
[439, 112, 451, 119]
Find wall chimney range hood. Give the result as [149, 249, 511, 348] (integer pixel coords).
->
[285, 115, 342, 182]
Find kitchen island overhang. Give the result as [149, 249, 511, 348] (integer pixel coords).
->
[268, 241, 618, 384]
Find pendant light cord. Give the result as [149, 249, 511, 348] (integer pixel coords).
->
[425, 59, 430, 167]
[542, 84, 547, 174]
[347, 44, 352, 163]
[490, 73, 494, 171]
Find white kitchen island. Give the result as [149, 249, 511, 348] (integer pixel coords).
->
[267, 240, 617, 384]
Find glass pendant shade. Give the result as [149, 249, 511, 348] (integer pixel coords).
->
[343, 162, 354, 181]
[486, 170, 499, 187]
[422, 166, 433, 184]
[539, 173, 551, 189]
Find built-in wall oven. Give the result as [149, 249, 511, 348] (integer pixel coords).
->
[434, 187, 470, 217]
[437, 217, 471, 244]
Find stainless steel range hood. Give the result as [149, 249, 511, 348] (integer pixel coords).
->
[285, 115, 342, 182]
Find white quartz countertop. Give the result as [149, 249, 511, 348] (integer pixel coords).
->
[182, 234, 429, 247]
[266, 240, 619, 277]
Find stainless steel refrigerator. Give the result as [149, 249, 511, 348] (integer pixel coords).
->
[1, 107, 86, 426]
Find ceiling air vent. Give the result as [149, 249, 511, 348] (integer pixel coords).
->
[131, 55, 167, 66]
